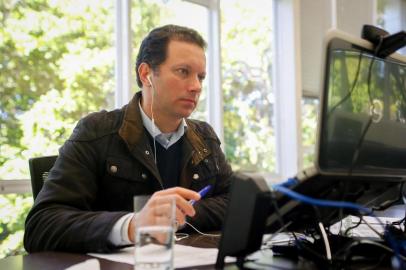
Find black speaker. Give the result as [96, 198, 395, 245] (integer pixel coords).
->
[216, 172, 271, 269]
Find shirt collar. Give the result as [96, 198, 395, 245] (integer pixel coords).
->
[138, 102, 187, 149]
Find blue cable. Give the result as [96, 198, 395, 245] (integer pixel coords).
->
[272, 177, 299, 189]
[273, 184, 373, 215]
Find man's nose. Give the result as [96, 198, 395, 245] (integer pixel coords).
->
[188, 76, 202, 92]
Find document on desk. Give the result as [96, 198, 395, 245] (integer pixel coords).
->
[88, 244, 235, 268]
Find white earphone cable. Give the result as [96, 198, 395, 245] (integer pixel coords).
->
[149, 76, 157, 165]
[185, 221, 221, 237]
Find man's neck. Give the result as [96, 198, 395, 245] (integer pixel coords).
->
[140, 100, 181, 133]
[152, 113, 182, 133]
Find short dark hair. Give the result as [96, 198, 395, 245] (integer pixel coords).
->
[135, 24, 207, 87]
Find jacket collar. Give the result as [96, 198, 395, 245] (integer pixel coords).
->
[118, 92, 211, 166]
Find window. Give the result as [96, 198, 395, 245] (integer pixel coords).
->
[0, 0, 115, 180]
[220, 0, 275, 172]
[302, 97, 319, 168]
[0, 0, 115, 258]
[376, 0, 406, 55]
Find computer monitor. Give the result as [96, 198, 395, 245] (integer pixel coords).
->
[320, 32, 406, 175]
[266, 29, 406, 233]
[217, 29, 406, 267]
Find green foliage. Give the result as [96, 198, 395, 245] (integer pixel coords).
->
[0, 0, 117, 258]
[221, 0, 276, 172]
[302, 99, 318, 168]
[0, 194, 33, 258]
[0, 0, 115, 176]
[223, 61, 276, 172]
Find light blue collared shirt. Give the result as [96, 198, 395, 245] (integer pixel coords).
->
[139, 102, 187, 149]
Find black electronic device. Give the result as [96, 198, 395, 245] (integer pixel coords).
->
[361, 24, 406, 58]
[215, 172, 271, 269]
[266, 28, 406, 233]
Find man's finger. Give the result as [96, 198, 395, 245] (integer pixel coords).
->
[155, 187, 200, 201]
[149, 194, 196, 217]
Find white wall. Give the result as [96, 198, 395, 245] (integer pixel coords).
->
[300, 0, 379, 97]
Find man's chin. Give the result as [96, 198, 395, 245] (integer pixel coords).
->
[176, 110, 194, 119]
[179, 106, 196, 117]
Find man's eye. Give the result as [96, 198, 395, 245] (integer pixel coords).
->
[177, 68, 189, 76]
[198, 75, 206, 82]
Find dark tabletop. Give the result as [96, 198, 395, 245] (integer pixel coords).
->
[0, 233, 222, 270]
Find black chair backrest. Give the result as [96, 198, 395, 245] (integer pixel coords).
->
[28, 155, 58, 200]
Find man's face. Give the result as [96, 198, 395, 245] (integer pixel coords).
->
[151, 40, 206, 120]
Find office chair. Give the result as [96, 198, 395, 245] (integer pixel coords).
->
[28, 155, 58, 200]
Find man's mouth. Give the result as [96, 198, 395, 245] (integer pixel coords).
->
[180, 98, 196, 106]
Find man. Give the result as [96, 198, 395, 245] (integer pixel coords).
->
[24, 24, 233, 253]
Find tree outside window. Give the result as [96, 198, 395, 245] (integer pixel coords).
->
[1, 0, 115, 258]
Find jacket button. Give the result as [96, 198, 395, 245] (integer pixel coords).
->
[145, 150, 150, 155]
[203, 148, 208, 153]
[141, 173, 147, 179]
[110, 165, 118, 173]
[193, 173, 199, 180]
[204, 159, 209, 163]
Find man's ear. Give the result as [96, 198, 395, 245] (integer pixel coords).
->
[138, 63, 152, 87]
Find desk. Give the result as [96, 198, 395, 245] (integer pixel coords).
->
[0, 252, 130, 270]
[0, 234, 222, 270]
[2, 205, 403, 270]
[0, 234, 302, 270]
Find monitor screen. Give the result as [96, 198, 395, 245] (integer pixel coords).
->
[318, 37, 406, 176]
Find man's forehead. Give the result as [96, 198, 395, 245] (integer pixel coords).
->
[165, 40, 206, 66]
[167, 39, 205, 55]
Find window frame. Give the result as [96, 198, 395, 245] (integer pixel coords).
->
[115, 0, 133, 108]
[269, 0, 302, 181]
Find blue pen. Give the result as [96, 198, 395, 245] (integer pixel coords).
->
[190, 185, 212, 205]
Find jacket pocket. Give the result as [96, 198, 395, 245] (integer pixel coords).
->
[189, 157, 218, 193]
[100, 157, 154, 211]
[105, 156, 145, 182]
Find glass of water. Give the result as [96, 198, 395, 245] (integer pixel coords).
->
[134, 195, 175, 270]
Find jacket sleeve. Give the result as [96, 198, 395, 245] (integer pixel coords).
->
[186, 125, 233, 232]
[24, 119, 129, 253]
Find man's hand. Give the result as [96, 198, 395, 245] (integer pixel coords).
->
[128, 187, 201, 242]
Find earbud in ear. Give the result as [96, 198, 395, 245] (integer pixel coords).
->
[147, 76, 153, 87]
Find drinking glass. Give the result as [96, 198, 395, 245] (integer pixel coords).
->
[134, 195, 175, 270]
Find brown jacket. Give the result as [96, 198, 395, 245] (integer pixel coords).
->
[24, 92, 232, 253]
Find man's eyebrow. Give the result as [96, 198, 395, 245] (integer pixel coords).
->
[173, 63, 191, 69]
[173, 64, 206, 75]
